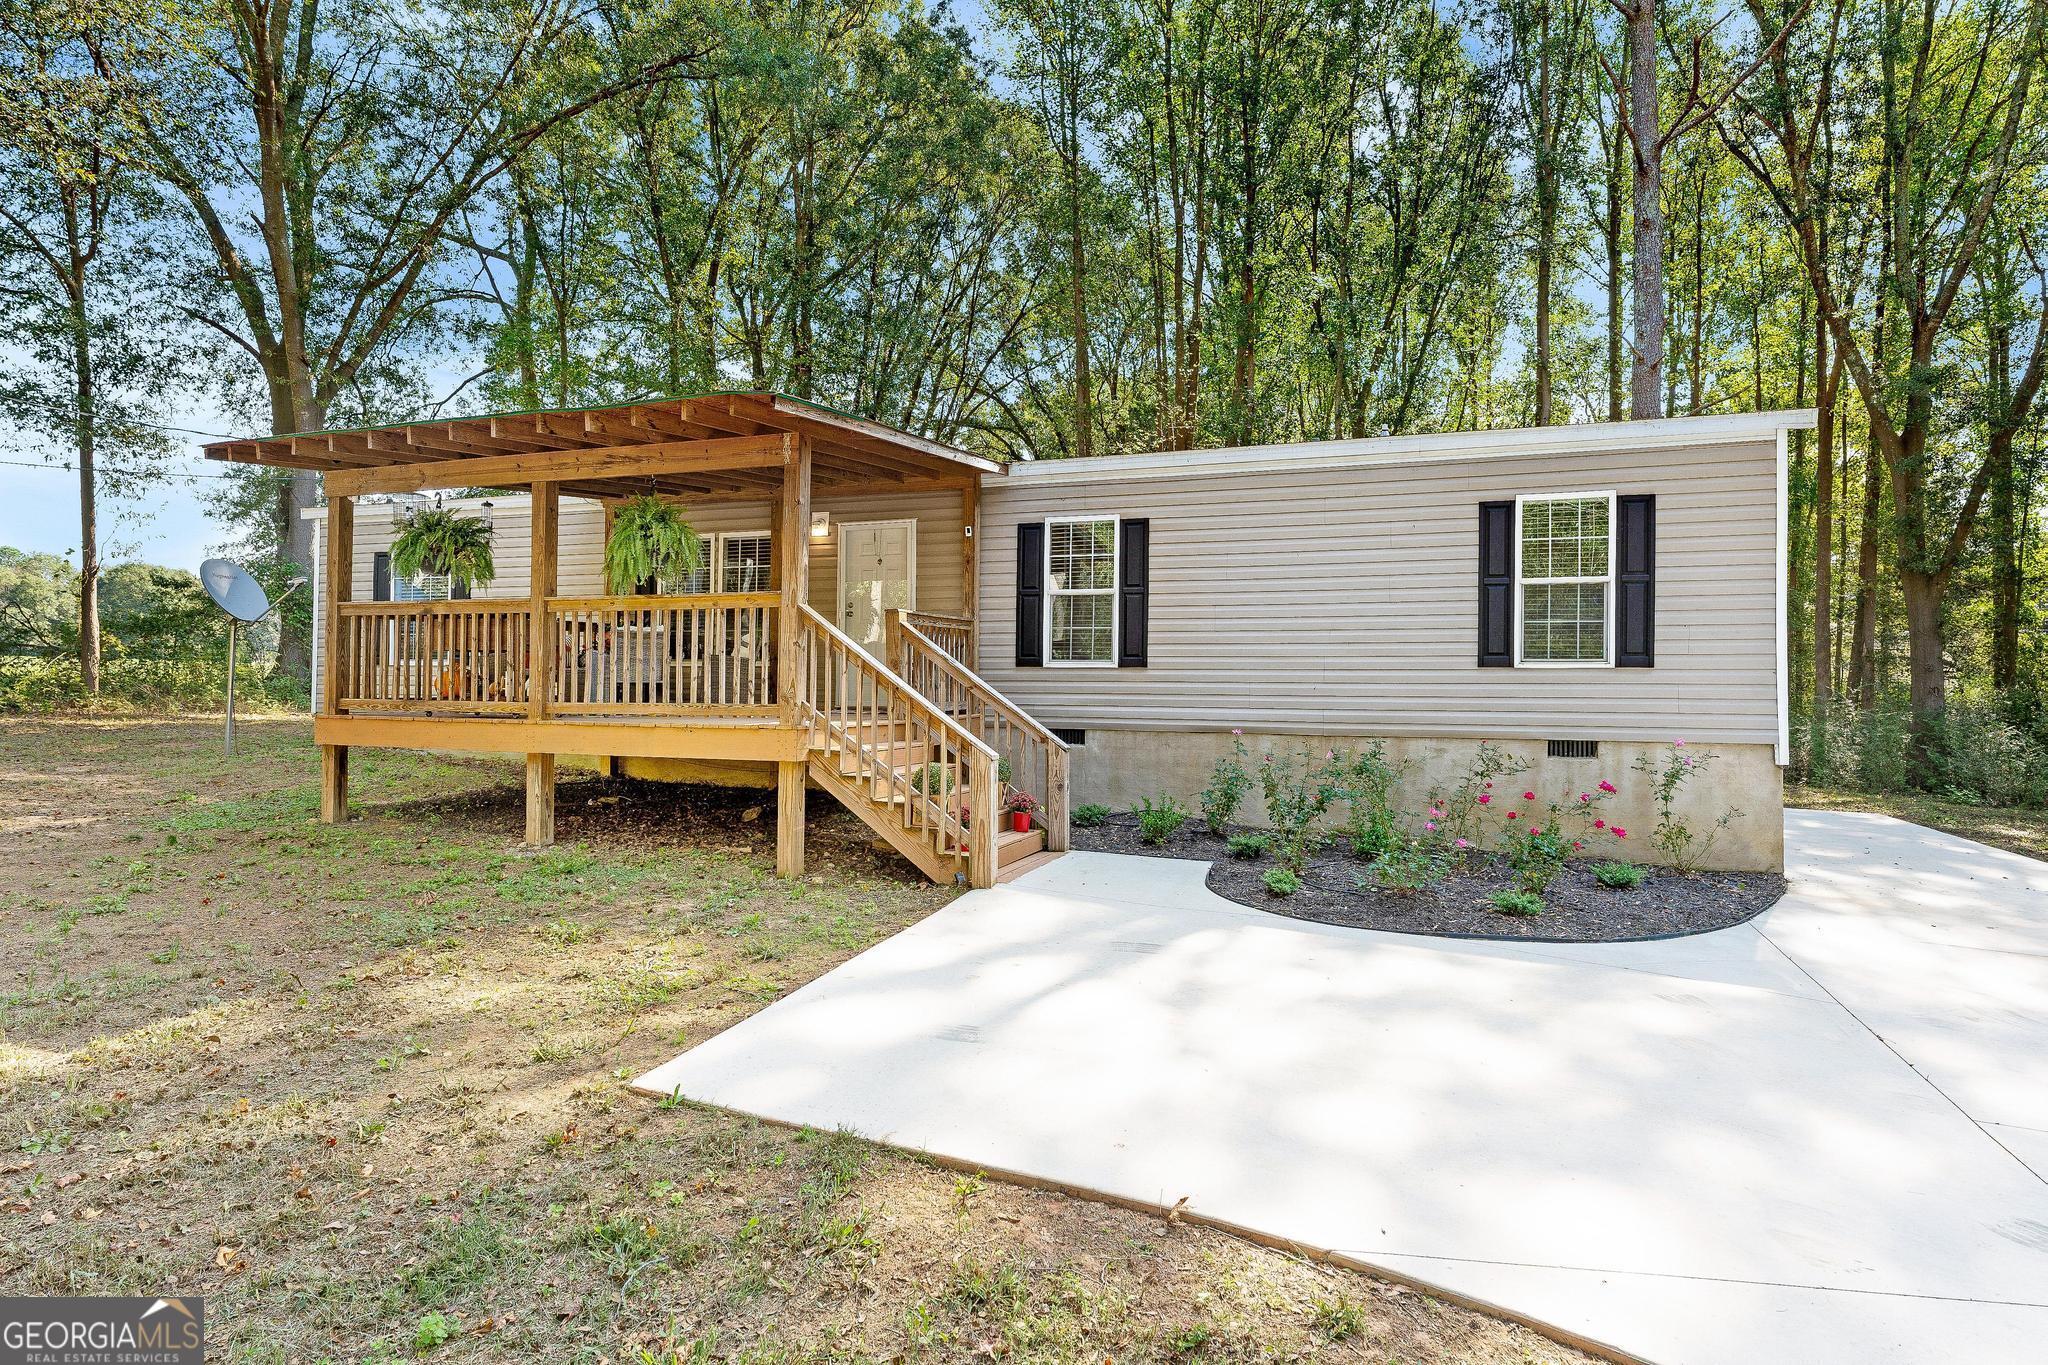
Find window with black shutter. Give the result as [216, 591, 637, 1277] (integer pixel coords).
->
[1616, 495, 1655, 667]
[1477, 501, 1514, 666]
[1015, 522, 1045, 666]
[1117, 518, 1149, 667]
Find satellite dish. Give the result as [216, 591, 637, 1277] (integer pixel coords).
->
[200, 558, 272, 624]
[198, 558, 306, 757]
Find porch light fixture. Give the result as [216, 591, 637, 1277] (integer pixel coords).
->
[810, 510, 831, 539]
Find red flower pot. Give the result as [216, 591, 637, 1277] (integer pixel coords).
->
[1010, 811, 1032, 833]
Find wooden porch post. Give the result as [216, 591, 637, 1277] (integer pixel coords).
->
[525, 483, 559, 847]
[319, 493, 353, 823]
[961, 479, 979, 669]
[776, 436, 811, 877]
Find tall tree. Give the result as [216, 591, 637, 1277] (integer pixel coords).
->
[0, 0, 180, 696]
[130, 0, 708, 677]
[1724, 0, 2045, 752]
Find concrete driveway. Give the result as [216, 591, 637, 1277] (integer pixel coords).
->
[635, 811, 2048, 1364]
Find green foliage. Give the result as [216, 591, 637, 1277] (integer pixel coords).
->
[1225, 832, 1270, 859]
[1200, 733, 1254, 834]
[1426, 741, 1528, 855]
[413, 1312, 454, 1351]
[1070, 803, 1111, 828]
[1135, 795, 1190, 845]
[907, 762, 954, 795]
[1342, 743, 1405, 859]
[1593, 860, 1644, 889]
[1261, 867, 1301, 897]
[1490, 889, 1544, 917]
[1630, 743, 1737, 874]
[1370, 842, 1449, 893]
[1256, 746, 1356, 874]
[0, 655, 298, 713]
[390, 509, 495, 588]
[604, 496, 704, 594]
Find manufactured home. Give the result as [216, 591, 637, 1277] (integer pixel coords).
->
[206, 393, 1812, 885]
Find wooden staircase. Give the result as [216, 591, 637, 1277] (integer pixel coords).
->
[793, 606, 1068, 888]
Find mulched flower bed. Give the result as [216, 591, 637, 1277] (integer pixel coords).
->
[1072, 814, 1786, 943]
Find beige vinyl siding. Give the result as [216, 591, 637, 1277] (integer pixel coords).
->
[976, 436, 1782, 747]
[666, 490, 968, 619]
[308, 489, 962, 654]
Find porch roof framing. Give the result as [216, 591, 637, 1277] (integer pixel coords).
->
[202, 390, 1002, 500]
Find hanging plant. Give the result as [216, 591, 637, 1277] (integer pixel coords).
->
[390, 508, 495, 588]
[606, 495, 705, 593]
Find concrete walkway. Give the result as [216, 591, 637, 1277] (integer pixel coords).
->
[635, 812, 2048, 1364]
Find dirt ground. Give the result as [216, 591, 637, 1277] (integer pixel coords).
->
[0, 716, 1598, 1364]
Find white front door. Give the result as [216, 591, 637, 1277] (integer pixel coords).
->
[838, 520, 916, 651]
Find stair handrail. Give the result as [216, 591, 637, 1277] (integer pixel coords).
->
[795, 605, 1001, 885]
[892, 612, 1070, 852]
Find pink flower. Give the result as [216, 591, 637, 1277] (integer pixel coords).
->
[1522, 791, 1536, 801]
[1598, 780, 1616, 793]
[1425, 821, 1438, 832]
[1612, 827, 1627, 839]
[1579, 793, 1591, 803]
[1682, 756, 1693, 767]
[1477, 793, 1492, 805]
[1484, 781, 1493, 789]
[1455, 838, 1470, 849]
[1674, 739, 1687, 748]
[1231, 728, 1243, 736]
[1593, 819, 1605, 829]
[1572, 840, 1583, 851]
[1429, 806, 1444, 819]
[1506, 811, 1519, 820]
[1529, 825, 1542, 836]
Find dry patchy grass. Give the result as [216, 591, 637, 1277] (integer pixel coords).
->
[0, 716, 1593, 1364]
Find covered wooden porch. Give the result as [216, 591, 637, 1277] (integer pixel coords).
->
[205, 393, 1068, 888]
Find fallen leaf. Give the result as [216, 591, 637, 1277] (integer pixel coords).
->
[54, 1173, 84, 1190]
[39, 1211, 56, 1226]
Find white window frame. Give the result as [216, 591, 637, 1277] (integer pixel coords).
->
[1044, 512, 1120, 669]
[665, 530, 773, 595]
[392, 567, 453, 602]
[1513, 490, 1616, 669]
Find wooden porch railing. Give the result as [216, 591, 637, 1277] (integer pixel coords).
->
[795, 605, 1001, 886]
[898, 609, 973, 668]
[333, 592, 779, 718]
[889, 609, 1069, 852]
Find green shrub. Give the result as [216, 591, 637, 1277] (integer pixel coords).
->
[1135, 796, 1190, 845]
[1501, 822, 1572, 894]
[1201, 733, 1254, 834]
[1593, 859, 1644, 889]
[1426, 741, 1529, 854]
[1490, 888, 1544, 917]
[1631, 743, 1738, 873]
[0, 656, 301, 714]
[907, 762, 954, 795]
[1257, 746, 1355, 873]
[1370, 842, 1447, 893]
[1261, 867, 1301, 896]
[1343, 743, 1405, 859]
[1071, 803, 1111, 828]
[1225, 832, 1270, 859]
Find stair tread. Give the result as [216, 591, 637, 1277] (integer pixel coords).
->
[996, 849, 1063, 883]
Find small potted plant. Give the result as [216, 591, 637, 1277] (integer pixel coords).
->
[1005, 790, 1038, 833]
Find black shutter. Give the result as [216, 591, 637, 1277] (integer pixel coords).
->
[1117, 518, 1150, 667]
[1478, 500, 1514, 666]
[373, 552, 391, 602]
[1616, 494, 1655, 667]
[450, 575, 471, 600]
[1015, 522, 1045, 666]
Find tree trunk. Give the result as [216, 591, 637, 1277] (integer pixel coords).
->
[69, 285, 99, 698]
[1812, 313, 1835, 745]
[1848, 429, 1880, 708]
[1625, 0, 1663, 420]
[1534, 172, 1555, 424]
[1605, 117, 1625, 422]
[1989, 424, 2018, 690]
[1068, 161, 1094, 460]
[1898, 564, 1946, 771]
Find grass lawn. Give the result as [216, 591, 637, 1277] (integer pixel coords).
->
[0, 716, 1591, 1364]
[1788, 784, 2048, 862]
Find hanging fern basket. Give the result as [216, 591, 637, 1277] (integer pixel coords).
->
[605, 495, 706, 594]
[390, 508, 496, 590]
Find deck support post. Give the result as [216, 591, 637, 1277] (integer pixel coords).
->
[776, 759, 806, 878]
[525, 752, 556, 846]
[319, 493, 353, 822]
[774, 438, 811, 881]
[528, 482, 558, 720]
